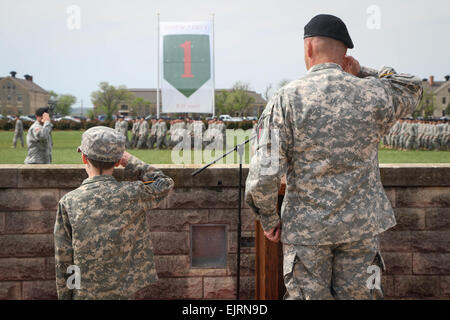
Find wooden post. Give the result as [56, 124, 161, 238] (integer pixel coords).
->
[255, 179, 286, 300]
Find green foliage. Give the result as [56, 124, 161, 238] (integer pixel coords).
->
[215, 81, 255, 116]
[414, 88, 435, 118]
[131, 97, 152, 117]
[0, 120, 13, 130]
[48, 91, 76, 116]
[91, 82, 135, 120]
[446, 103, 450, 116]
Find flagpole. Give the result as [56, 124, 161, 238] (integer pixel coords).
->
[157, 12, 160, 119]
[211, 13, 216, 118]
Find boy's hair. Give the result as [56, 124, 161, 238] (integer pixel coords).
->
[86, 155, 116, 174]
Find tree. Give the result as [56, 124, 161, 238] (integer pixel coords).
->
[56, 94, 77, 116]
[91, 82, 134, 120]
[48, 91, 76, 116]
[414, 88, 435, 118]
[215, 81, 255, 116]
[131, 97, 153, 117]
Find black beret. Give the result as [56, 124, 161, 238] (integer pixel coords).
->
[35, 107, 49, 117]
[304, 14, 354, 49]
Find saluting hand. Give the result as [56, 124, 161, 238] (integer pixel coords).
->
[342, 55, 360, 77]
[42, 112, 51, 123]
[119, 151, 131, 167]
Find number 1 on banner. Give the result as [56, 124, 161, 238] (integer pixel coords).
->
[180, 40, 194, 78]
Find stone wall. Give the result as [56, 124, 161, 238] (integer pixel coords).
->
[0, 163, 449, 300]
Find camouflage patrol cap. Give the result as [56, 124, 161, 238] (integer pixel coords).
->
[77, 126, 125, 162]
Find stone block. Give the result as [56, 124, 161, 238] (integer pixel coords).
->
[411, 231, 450, 253]
[135, 277, 203, 300]
[413, 253, 450, 275]
[22, 280, 57, 300]
[0, 234, 54, 258]
[0, 212, 4, 234]
[147, 209, 208, 232]
[384, 188, 396, 208]
[167, 188, 239, 209]
[381, 275, 394, 298]
[149, 232, 189, 255]
[226, 253, 255, 277]
[18, 168, 86, 188]
[208, 209, 255, 232]
[396, 187, 450, 208]
[45, 257, 55, 280]
[154, 255, 227, 277]
[394, 275, 440, 298]
[380, 231, 411, 252]
[0, 189, 59, 211]
[0, 169, 17, 188]
[0, 282, 22, 300]
[5, 211, 55, 234]
[425, 208, 450, 230]
[392, 208, 425, 231]
[0, 258, 46, 281]
[440, 276, 450, 298]
[383, 252, 412, 275]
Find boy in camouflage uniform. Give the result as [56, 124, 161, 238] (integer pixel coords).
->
[54, 126, 174, 299]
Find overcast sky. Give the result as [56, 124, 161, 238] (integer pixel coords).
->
[1, 0, 449, 110]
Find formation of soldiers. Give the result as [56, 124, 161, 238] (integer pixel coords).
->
[118, 117, 229, 150]
[383, 118, 450, 151]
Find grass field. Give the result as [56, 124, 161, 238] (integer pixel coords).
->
[1, 130, 449, 164]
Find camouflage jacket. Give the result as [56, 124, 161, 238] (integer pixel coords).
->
[54, 155, 174, 299]
[138, 121, 149, 136]
[156, 122, 167, 136]
[245, 63, 423, 245]
[24, 120, 53, 164]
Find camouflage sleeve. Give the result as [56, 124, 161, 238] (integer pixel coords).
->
[124, 155, 174, 207]
[360, 66, 423, 119]
[244, 93, 291, 231]
[35, 121, 53, 142]
[54, 201, 74, 300]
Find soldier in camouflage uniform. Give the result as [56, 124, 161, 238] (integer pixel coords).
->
[147, 119, 157, 149]
[12, 115, 24, 148]
[155, 119, 168, 149]
[130, 119, 140, 149]
[54, 126, 174, 299]
[24, 107, 53, 164]
[136, 117, 149, 149]
[245, 14, 423, 300]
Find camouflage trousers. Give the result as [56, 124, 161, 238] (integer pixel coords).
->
[13, 133, 24, 147]
[283, 236, 385, 300]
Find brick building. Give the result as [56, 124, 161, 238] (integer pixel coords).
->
[0, 71, 50, 116]
[422, 75, 450, 117]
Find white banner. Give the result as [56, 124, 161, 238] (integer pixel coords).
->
[160, 21, 214, 114]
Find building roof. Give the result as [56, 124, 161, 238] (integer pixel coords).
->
[0, 76, 48, 94]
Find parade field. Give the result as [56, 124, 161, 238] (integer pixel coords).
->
[1, 130, 449, 164]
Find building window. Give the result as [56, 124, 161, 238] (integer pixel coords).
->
[17, 95, 22, 101]
[7, 83, 11, 89]
[121, 104, 128, 110]
[443, 97, 447, 105]
[7, 95, 11, 101]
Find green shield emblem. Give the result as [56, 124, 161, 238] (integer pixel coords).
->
[163, 34, 211, 98]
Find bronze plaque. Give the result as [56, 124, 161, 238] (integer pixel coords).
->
[191, 225, 227, 268]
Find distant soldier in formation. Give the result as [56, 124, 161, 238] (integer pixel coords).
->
[383, 119, 449, 151]
[147, 119, 157, 149]
[155, 119, 168, 149]
[24, 107, 53, 164]
[130, 118, 140, 148]
[136, 117, 149, 149]
[12, 115, 24, 148]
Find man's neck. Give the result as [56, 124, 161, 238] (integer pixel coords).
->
[309, 57, 343, 70]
